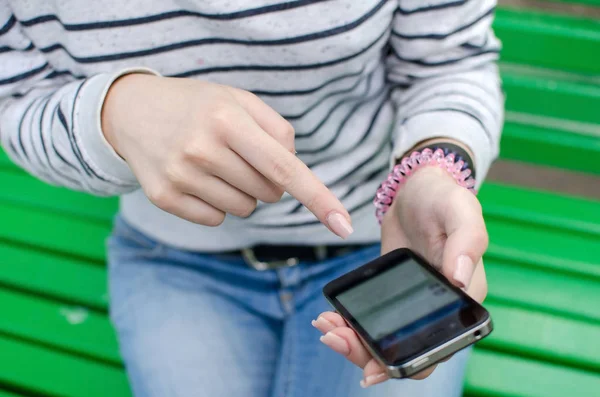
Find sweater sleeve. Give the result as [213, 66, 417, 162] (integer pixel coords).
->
[388, 0, 504, 183]
[0, 2, 156, 196]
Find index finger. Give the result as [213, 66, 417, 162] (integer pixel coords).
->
[226, 112, 353, 239]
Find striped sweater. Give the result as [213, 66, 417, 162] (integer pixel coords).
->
[0, 0, 503, 251]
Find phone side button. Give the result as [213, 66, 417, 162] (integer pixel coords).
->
[411, 357, 430, 369]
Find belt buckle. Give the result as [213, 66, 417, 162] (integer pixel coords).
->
[241, 248, 299, 271]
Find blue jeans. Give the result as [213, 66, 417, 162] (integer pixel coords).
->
[107, 217, 470, 397]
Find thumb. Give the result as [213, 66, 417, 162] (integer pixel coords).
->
[440, 192, 489, 289]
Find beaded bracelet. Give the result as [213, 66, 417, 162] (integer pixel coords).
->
[374, 148, 476, 224]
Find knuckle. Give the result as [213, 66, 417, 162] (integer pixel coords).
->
[146, 186, 175, 211]
[270, 158, 295, 187]
[473, 228, 489, 251]
[260, 186, 285, 203]
[164, 162, 187, 187]
[233, 199, 257, 218]
[181, 140, 202, 159]
[282, 120, 295, 139]
[270, 120, 295, 151]
[202, 211, 226, 227]
[210, 104, 235, 133]
[195, 150, 216, 170]
[183, 145, 215, 170]
[239, 89, 259, 102]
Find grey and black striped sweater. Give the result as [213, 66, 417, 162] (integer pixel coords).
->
[0, 0, 503, 251]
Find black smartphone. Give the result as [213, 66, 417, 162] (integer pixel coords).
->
[322, 248, 492, 378]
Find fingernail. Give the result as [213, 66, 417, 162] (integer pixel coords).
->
[312, 316, 334, 329]
[327, 212, 353, 239]
[453, 255, 475, 289]
[360, 373, 386, 388]
[320, 332, 350, 355]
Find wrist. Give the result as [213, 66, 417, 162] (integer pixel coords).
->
[391, 166, 446, 209]
[375, 148, 476, 224]
[101, 73, 156, 157]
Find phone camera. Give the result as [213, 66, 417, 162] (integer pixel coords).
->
[474, 330, 482, 340]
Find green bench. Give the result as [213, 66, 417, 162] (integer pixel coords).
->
[0, 2, 599, 396]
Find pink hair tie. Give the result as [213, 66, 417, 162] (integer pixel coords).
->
[374, 148, 476, 224]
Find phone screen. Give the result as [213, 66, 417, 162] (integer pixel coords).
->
[325, 250, 488, 366]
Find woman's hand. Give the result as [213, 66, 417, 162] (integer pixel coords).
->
[313, 166, 489, 387]
[101, 74, 352, 237]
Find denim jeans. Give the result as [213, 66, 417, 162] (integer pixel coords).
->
[107, 217, 469, 397]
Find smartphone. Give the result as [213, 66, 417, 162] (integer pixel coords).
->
[322, 248, 492, 378]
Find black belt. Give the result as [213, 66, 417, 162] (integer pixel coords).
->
[223, 244, 368, 271]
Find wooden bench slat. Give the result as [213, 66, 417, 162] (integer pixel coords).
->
[481, 302, 600, 371]
[0, 151, 15, 172]
[0, 243, 107, 310]
[480, 183, 600, 237]
[502, 69, 600, 127]
[0, 287, 120, 365]
[0, 202, 110, 261]
[0, 335, 130, 397]
[465, 349, 600, 397]
[500, 121, 600, 175]
[0, 390, 22, 397]
[541, 0, 600, 6]
[486, 259, 600, 323]
[0, 171, 116, 223]
[486, 215, 600, 277]
[495, 8, 600, 74]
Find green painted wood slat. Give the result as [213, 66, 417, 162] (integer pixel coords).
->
[481, 302, 600, 372]
[465, 349, 600, 397]
[0, 288, 121, 365]
[494, 8, 600, 75]
[540, 0, 600, 8]
[0, 335, 131, 397]
[0, 171, 117, 223]
[0, 243, 107, 310]
[502, 70, 600, 127]
[0, 390, 23, 397]
[499, 121, 600, 176]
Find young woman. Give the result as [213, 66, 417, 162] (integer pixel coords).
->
[0, 1, 502, 396]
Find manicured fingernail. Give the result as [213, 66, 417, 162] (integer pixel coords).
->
[312, 316, 334, 329]
[327, 212, 353, 239]
[360, 373, 386, 388]
[453, 255, 475, 288]
[320, 332, 350, 355]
